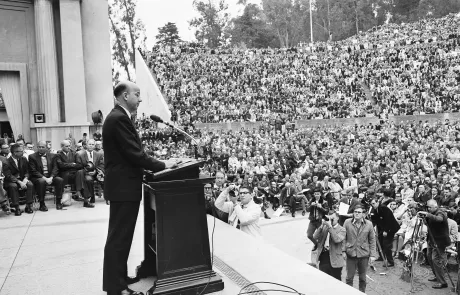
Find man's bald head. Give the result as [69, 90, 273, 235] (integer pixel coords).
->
[87, 139, 96, 152]
[61, 140, 71, 152]
[427, 199, 439, 213]
[37, 141, 48, 154]
[113, 81, 141, 113]
[427, 199, 437, 208]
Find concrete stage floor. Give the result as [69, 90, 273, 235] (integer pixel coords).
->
[0, 196, 362, 295]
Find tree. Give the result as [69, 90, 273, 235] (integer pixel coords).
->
[262, 0, 295, 47]
[189, 0, 230, 48]
[108, 0, 147, 82]
[156, 22, 181, 46]
[228, 3, 278, 48]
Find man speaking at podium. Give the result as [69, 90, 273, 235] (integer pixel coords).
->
[103, 81, 178, 295]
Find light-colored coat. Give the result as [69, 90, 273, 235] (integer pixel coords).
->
[313, 222, 346, 268]
[342, 218, 377, 258]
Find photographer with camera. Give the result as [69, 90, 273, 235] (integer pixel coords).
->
[417, 199, 451, 289]
[312, 211, 346, 281]
[215, 184, 262, 239]
[214, 183, 240, 223]
[307, 187, 330, 251]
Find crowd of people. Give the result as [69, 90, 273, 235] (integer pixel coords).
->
[0, 133, 105, 216]
[135, 111, 460, 290]
[147, 13, 460, 125]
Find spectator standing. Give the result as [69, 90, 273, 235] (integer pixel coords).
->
[313, 211, 346, 280]
[418, 199, 451, 289]
[308, 187, 329, 250]
[370, 198, 400, 266]
[343, 204, 377, 293]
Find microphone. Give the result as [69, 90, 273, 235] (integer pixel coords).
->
[149, 114, 199, 146]
[150, 115, 163, 123]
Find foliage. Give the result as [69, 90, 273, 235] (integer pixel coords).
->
[156, 22, 182, 46]
[228, 3, 278, 48]
[108, 0, 147, 82]
[189, 0, 230, 48]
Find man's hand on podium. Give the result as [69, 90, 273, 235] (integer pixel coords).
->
[164, 159, 182, 169]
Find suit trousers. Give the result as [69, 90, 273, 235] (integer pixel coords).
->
[319, 250, 342, 280]
[289, 195, 307, 213]
[5, 181, 34, 206]
[103, 201, 141, 293]
[379, 232, 395, 264]
[75, 170, 95, 200]
[32, 177, 64, 202]
[427, 245, 447, 285]
[346, 256, 369, 293]
[61, 171, 77, 187]
[307, 220, 322, 247]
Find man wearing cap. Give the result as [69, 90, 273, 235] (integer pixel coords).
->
[313, 211, 346, 280]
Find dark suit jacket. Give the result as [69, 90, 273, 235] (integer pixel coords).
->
[339, 196, 361, 214]
[56, 150, 83, 175]
[372, 205, 400, 234]
[4, 156, 29, 184]
[102, 105, 166, 202]
[435, 193, 457, 208]
[28, 152, 59, 179]
[280, 186, 296, 200]
[76, 149, 104, 170]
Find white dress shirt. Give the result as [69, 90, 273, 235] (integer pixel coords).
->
[86, 150, 94, 162]
[343, 177, 358, 194]
[119, 105, 131, 118]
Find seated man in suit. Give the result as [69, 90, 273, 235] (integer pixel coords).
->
[28, 141, 64, 211]
[76, 139, 104, 208]
[3, 143, 34, 215]
[56, 140, 83, 200]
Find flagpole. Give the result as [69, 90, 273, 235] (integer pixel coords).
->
[310, 0, 313, 43]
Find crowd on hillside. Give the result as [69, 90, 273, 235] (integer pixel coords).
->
[136, 115, 460, 206]
[147, 13, 460, 125]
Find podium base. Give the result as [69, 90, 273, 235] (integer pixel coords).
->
[136, 259, 156, 279]
[146, 270, 224, 295]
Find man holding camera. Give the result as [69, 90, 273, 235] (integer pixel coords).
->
[307, 187, 329, 251]
[313, 211, 346, 280]
[215, 184, 262, 239]
[418, 199, 451, 289]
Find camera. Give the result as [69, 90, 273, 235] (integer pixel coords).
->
[228, 183, 237, 198]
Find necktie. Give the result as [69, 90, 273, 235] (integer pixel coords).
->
[131, 115, 136, 124]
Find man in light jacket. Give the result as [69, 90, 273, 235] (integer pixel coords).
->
[313, 211, 346, 280]
[343, 204, 377, 293]
[214, 184, 262, 239]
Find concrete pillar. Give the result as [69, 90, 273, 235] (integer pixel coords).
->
[59, 0, 88, 124]
[81, 0, 114, 122]
[34, 0, 61, 123]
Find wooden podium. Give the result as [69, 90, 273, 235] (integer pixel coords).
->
[137, 160, 224, 295]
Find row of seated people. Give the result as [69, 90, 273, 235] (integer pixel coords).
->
[0, 139, 104, 216]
